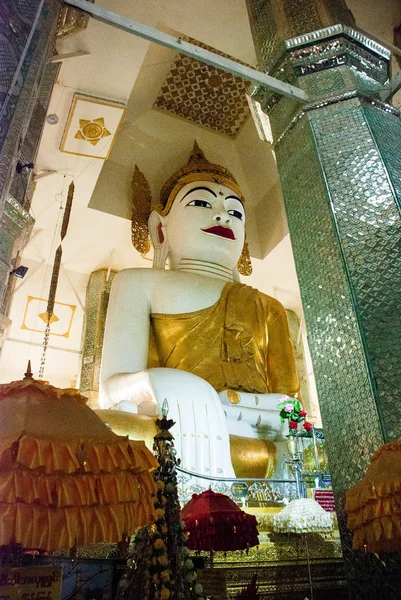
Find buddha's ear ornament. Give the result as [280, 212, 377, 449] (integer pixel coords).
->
[131, 166, 152, 255]
[238, 239, 252, 276]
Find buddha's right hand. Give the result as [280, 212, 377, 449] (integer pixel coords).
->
[102, 368, 220, 414]
[100, 368, 235, 478]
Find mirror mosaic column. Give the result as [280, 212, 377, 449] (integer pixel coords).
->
[246, 1, 401, 598]
[0, 0, 60, 327]
[80, 269, 116, 408]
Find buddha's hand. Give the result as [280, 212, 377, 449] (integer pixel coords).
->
[101, 368, 235, 478]
[102, 368, 221, 415]
[219, 390, 288, 441]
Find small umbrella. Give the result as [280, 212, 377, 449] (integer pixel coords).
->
[272, 498, 333, 534]
[181, 489, 258, 565]
[345, 442, 401, 552]
[0, 367, 157, 552]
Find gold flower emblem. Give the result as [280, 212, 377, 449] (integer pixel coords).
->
[74, 117, 111, 146]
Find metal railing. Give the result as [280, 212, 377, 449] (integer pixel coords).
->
[176, 466, 298, 506]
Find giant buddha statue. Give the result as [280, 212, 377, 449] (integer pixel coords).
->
[100, 144, 301, 479]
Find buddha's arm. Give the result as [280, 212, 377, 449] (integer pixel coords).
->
[101, 269, 151, 405]
[266, 299, 302, 399]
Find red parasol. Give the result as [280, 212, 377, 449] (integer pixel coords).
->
[181, 489, 259, 553]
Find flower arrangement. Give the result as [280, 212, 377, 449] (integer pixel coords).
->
[277, 396, 313, 436]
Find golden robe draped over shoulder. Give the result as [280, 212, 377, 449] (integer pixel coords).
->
[147, 282, 300, 397]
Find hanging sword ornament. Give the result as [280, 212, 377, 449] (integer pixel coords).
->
[38, 181, 75, 379]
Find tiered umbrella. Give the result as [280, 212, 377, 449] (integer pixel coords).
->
[346, 442, 401, 552]
[0, 367, 157, 551]
[181, 489, 259, 564]
[272, 498, 333, 534]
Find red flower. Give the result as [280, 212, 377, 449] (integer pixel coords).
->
[303, 422, 312, 432]
[299, 410, 307, 418]
[289, 421, 298, 430]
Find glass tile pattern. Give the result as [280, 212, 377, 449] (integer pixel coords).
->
[246, 0, 355, 71]
[245, 0, 282, 70]
[309, 100, 401, 441]
[283, 0, 321, 37]
[80, 269, 116, 403]
[274, 114, 384, 490]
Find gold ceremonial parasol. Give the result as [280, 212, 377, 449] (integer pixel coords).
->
[0, 365, 157, 551]
[346, 442, 401, 552]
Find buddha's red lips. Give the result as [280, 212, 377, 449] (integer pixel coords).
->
[201, 226, 236, 240]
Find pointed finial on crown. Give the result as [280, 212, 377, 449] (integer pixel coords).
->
[24, 360, 33, 380]
[189, 141, 206, 162]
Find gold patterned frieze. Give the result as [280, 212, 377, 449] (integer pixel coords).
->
[209, 534, 342, 566]
[51, 534, 343, 564]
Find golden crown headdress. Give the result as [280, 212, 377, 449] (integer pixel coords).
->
[131, 142, 251, 275]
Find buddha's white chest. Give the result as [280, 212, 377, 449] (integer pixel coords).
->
[149, 271, 228, 314]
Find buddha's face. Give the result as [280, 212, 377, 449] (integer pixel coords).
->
[164, 180, 245, 269]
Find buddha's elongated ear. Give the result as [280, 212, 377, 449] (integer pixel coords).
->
[148, 210, 168, 269]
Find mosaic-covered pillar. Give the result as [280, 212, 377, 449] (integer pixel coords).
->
[0, 0, 60, 210]
[0, 0, 60, 314]
[247, 2, 401, 597]
[80, 269, 116, 408]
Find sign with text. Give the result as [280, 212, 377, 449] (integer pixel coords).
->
[0, 566, 62, 600]
[197, 569, 227, 599]
[231, 482, 248, 498]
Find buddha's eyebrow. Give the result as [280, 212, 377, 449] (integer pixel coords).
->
[181, 186, 217, 201]
[225, 195, 244, 208]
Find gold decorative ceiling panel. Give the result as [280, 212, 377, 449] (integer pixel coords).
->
[153, 38, 251, 137]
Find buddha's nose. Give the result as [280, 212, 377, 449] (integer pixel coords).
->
[213, 211, 232, 225]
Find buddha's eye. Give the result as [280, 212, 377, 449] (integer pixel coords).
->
[186, 199, 212, 208]
[227, 209, 243, 220]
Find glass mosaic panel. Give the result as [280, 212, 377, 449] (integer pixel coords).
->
[309, 100, 401, 441]
[80, 269, 116, 401]
[363, 104, 401, 208]
[246, 0, 357, 73]
[325, 0, 355, 28]
[274, 115, 384, 493]
[245, 0, 282, 70]
[297, 63, 386, 106]
[283, 0, 321, 37]
[0, 229, 14, 260]
[274, 112, 392, 598]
